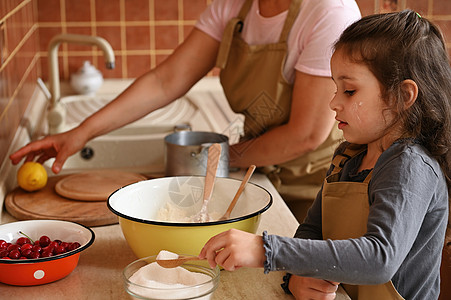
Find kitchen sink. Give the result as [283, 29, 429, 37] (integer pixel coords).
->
[47, 77, 244, 176]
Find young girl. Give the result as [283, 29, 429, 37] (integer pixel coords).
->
[199, 10, 451, 300]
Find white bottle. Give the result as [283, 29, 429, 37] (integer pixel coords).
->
[70, 61, 103, 95]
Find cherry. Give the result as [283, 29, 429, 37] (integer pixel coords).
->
[7, 244, 20, 252]
[67, 242, 81, 251]
[8, 250, 21, 259]
[21, 249, 32, 258]
[20, 244, 33, 251]
[41, 245, 53, 254]
[49, 241, 59, 249]
[0, 240, 7, 249]
[41, 250, 53, 258]
[54, 245, 66, 255]
[31, 245, 42, 253]
[39, 236, 51, 247]
[28, 251, 40, 259]
[0, 249, 9, 258]
[16, 237, 31, 246]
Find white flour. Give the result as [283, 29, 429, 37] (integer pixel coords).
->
[156, 250, 179, 260]
[156, 203, 193, 222]
[156, 202, 221, 223]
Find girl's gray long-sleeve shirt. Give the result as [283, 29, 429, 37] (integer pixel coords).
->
[263, 140, 449, 300]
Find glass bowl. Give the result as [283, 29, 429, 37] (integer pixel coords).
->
[123, 255, 220, 300]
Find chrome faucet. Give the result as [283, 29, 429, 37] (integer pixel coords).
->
[47, 34, 115, 134]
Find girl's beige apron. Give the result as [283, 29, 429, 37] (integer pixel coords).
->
[216, 0, 342, 219]
[322, 147, 404, 300]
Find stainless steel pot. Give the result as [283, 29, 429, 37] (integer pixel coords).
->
[164, 131, 229, 177]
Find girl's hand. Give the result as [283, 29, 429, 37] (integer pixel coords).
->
[289, 275, 339, 300]
[199, 229, 266, 271]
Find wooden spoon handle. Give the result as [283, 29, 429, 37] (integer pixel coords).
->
[156, 255, 202, 268]
[203, 143, 221, 201]
[221, 165, 256, 220]
[197, 143, 222, 222]
[178, 255, 201, 261]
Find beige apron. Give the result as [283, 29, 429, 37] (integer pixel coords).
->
[322, 147, 404, 300]
[216, 0, 342, 210]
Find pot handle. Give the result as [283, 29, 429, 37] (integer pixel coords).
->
[174, 123, 192, 132]
[191, 143, 214, 158]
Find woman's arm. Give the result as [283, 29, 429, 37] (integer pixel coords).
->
[10, 28, 220, 173]
[229, 71, 336, 167]
[70, 28, 220, 142]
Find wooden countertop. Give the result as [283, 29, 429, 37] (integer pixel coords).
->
[1, 172, 350, 299]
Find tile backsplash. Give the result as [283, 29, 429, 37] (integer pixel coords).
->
[1, 0, 451, 168]
[36, 0, 213, 80]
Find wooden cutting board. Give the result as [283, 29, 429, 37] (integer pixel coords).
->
[5, 172, 146, 227]
[54, 170, 147, 201]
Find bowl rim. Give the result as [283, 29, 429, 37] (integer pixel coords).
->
[123, 254, 220, 296]
[0, 219, 95, 265]
[107, 176, 273, 227]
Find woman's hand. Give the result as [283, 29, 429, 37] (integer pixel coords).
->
[289, 275, 339, 300]
[199, 229, 266, 271]
[9, 128, 87, 174]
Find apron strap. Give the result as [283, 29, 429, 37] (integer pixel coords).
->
[330, 146, 367, 175]
[363, 169, 373, 184]
[237, 0, 253, 19]
[279, 0, 303, 43]
[216, 18, 244, 69]
[216, 0, 252, 69]
[331, 153, 351, 173]
[216, 0, 303, 68]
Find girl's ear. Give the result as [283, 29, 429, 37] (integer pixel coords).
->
[401, 79, 418, 109]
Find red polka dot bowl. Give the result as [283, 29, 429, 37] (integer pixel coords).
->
[0, 219, 95, 286]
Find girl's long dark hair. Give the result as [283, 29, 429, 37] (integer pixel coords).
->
[334, 10, 451, 192]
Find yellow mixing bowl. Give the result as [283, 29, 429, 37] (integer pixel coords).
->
[107, 176, 272, 258]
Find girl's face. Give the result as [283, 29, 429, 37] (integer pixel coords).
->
[330, 49, 396, 148]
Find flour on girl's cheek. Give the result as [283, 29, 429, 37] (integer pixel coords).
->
[352, 101, 364, 123]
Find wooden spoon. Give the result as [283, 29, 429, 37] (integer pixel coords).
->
[156, 255, 204, 268]
[219, 165, 256, 221]
[195, 143, 221, 222]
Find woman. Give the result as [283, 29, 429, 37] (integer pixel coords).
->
[10, 0, 361, 221]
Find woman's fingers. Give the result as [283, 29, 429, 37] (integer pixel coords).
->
[10, 139, 55, 164]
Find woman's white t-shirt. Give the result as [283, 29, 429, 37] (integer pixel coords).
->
[195, 0, 361, 82]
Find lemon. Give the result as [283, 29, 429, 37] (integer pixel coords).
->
[17, 162, 48, 192]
